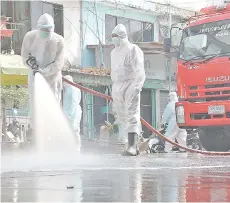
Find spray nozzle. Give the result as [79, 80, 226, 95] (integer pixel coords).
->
[26, 55, 39, 70]
[26, 55, 42, 75]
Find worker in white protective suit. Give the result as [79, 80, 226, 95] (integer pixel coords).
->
[21, 13, 65, 123]
[111, 24, 146, 156]
[63, 75, 82, 151]
[113, 114, 127, 144]
[161, 92, 187, 152]
[111, 102, 127, 144]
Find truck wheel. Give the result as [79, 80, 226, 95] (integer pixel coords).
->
[198, 127, 230, 152]
[191, 141, 203, 150]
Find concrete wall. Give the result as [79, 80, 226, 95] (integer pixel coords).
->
[60, 1, 81, 67]
[81, 1, 159, 67]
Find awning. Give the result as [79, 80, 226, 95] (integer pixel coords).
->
[0, 54, 28, 85]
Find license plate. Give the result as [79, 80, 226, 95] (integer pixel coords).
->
[208, 105, 225, 115]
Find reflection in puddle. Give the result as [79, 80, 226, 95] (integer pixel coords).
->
[12, 179, 18, 203]
[185, 175, 230, 202]
[2, 170, 230, 202]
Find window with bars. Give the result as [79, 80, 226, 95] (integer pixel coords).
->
[105, 14, 155, 43]
[143, 22, 154, 42]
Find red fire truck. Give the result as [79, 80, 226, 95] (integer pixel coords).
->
[164, 3, 230, 151]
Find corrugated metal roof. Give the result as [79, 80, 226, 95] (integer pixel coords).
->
[63, 67, 111, 76]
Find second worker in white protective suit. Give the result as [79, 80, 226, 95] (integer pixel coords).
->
[111, 24, 146, 156]
[63, 75, 82, 151]
[161, 92, 187, 152]
[21, 13, 65, 123]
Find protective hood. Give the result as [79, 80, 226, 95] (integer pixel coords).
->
[63, 75, 73, 88]
[169, 92, 178, 102]
[37, 13, 54, 31]
[112, 24, 128, 39]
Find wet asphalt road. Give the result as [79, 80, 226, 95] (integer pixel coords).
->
[1, 143, 230, 202]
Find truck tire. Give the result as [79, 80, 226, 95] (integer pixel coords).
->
[198, 127, 230, 152]
[186, 130, 203, 150]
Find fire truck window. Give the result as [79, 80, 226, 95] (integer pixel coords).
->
[215, 30, 230, 45]
[180, 19, 230, 60]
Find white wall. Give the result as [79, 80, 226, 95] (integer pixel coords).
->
[144, 54, 166, 80]
[45, 0, 81, 67]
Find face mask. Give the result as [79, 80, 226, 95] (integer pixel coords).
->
[39, 31, 51, 39]
[112, 37, 121, 46]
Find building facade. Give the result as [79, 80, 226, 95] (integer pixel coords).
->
[78, 1, 176, 138]
[1, 0, 194, 139]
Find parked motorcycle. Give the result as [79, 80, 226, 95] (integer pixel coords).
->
[6, 118, 21, 142]
[148, 124, 202, 153]
[148, 125, 167, 153]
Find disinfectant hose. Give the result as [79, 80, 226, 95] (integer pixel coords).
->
[63, 77, 230, 156]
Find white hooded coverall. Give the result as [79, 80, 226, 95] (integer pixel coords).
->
[161, 92, 187, 152]
[111, 24, 146, 136]
[63, 75, 82, 149]
[21, 13, 65, 119]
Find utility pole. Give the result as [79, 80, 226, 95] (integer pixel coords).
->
[167, 0, 172, 92]
[94, 0, 104, 69]
[168, 0, 172, 37]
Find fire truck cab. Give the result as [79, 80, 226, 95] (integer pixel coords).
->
[164, 3, 230, 152]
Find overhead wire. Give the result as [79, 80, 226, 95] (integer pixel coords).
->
[63, 0, 212, 11]
[63, 16, 84, 44]
[64, 0, 197, 45]
[85, 6, 155, 43]
[64, 0, 197, 59]
[64, 1, 187, 63]
[145, 0, 197, 13]
[174, 0, 213, 4]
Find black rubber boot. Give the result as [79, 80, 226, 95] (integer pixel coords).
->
[123, 132, 140, 156]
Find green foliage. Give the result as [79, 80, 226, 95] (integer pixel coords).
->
[1, 86, 29, 108]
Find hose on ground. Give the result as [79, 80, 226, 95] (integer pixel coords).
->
[63, 77, 230, 156]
